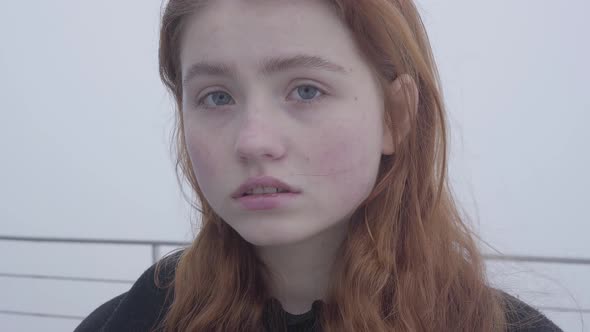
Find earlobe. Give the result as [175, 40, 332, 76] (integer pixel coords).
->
[382, 73, 418, 155]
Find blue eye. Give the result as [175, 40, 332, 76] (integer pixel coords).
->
[291, 85, 325, 105]
[296, 85, 320, 100]
[197, 91, 234, 108]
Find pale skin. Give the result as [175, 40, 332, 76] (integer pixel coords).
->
[180, 0, 418, 314]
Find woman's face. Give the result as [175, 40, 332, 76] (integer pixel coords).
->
[180, 0, 393, 246]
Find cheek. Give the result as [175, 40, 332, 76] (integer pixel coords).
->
[309, 124, 380, 208]
[184, 129, 220, 193]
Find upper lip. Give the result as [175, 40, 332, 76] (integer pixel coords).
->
[232, 175, 300, 198]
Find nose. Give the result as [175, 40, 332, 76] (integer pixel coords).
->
[234, 108, 286, 162]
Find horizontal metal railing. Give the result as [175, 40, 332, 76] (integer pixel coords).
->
[0, 235, 588, 322]
[0, 235, 190, 265]
[484, 253, 590, 265]
[3, 234, 590, 265]
[0, 235, 190, 321]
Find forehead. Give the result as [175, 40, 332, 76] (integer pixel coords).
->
[179, 0, 364, 77]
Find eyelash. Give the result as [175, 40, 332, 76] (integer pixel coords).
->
[194, 84, 327, 110]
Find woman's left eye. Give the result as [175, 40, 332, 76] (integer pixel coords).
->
[289, 85, 325, 104]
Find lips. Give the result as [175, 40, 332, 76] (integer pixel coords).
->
[231, 175, 300, 198]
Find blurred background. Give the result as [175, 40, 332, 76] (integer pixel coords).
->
[0, 0, 588, 331]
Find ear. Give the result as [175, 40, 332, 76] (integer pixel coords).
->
[382, 73, 419, 155]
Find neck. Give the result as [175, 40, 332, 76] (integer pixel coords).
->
[255, 221, 348, 315]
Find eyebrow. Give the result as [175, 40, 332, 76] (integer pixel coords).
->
[182, 54, 348, 86]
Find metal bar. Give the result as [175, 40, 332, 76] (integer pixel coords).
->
[152, 244, 159, 264]
[0, 235, 189, 247]
[0, 309, 84, 320]
[2, 236, 590, 265]
[0, 307, 586, 322]
[483, 254, 590, 266]
[0, 272, 134, 284]
[537, 306, 590, 314]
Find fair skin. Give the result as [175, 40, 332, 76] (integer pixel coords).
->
[180, 0, 417, 314]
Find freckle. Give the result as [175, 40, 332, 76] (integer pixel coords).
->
[354, 96, 358, 101]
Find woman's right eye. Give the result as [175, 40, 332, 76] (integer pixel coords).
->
[196, 91, 234, 109]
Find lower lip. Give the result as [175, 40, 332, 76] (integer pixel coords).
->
[234, 192, 299, 210]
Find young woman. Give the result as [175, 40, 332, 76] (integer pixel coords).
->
[76, 0, 563, 331]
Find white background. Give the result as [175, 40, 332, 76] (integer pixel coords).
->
[1, 0, 588, 331]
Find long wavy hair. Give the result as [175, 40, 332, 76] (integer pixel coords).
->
[154, 0, 509, 330]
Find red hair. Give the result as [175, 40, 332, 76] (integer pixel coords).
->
[155, 0, 509, 330]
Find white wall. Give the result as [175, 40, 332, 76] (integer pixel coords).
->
[1, 1, 588, 331]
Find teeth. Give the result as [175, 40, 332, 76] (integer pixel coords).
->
[245, 186, 287, 195]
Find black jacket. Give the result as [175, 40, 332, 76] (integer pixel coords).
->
[75, 251, 562, 332]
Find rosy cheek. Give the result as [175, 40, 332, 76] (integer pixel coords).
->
[313, 120, 367, 177]
[186, 137, 218, 189]
[316, 140, 353, 175]
[311, 135, 372, 207]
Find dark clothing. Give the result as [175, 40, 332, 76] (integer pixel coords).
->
[75, 251, 562, 332]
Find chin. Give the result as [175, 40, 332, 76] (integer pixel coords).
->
[233, 221, 317, 247]
[244, 231, 312, 248]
